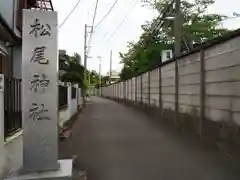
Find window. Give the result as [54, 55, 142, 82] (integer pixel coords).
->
[166, 51, 171, 59]
[4, 77, 22, 137]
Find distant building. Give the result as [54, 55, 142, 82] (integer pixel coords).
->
[103, 71, 120, 85]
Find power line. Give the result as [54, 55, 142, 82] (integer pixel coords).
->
[137, 0, 174, 35]
[150, 0, 174, 34]
[87, 0, 99, 55]
[105, 0, 139, 43]
[59, 0, 82, 28]
[94, 0, 120, 29]
[91, 0, 99, 29]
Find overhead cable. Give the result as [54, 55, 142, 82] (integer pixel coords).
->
[87, 0, 100, 54]
[106, 0, 139, 43]
[59, 0, 82, 28]
[94, 0, 120, 29]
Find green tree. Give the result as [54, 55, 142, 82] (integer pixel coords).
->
[60, 53, 87, 89]
[119, 0, 230, 80]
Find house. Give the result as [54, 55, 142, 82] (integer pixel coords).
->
[103, 71, 120, 85]
[0, 0, 54, 178]
[0, 0, 54, 78]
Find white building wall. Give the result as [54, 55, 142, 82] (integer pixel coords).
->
[58, 83, 80, 128]
[59, 107, 70, 128]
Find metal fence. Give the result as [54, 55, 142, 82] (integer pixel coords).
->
[59, 85, 68, 109]
[4, 77, 22, 137]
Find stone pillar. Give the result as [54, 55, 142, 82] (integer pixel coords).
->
[5, 10, 72, 180]
[22, 10, 59, 172]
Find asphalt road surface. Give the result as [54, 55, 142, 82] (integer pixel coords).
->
[60, 97, 240, 180]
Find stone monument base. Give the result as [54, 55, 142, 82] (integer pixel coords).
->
[5, 159, 73, 180]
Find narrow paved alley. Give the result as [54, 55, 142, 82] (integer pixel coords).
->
[60, 97, 240, 180]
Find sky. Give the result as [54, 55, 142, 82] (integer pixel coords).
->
[52, 0, 240, 75]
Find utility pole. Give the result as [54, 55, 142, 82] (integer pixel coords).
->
[174, 0, 182, 124]
[89, 70, 91, 97]
[97, 56, 102, 96]
[84, 24, 87, 70]
[109, 50, 112, 85]
[174, 0, 181, 56]
[83, 24, 93, 100]
[83, 24, 87, 102]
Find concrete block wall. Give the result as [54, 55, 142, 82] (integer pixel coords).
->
[131, 77, 135, 102]
[150, 69, 159, 107]
[142, 72, 149, 105]
[113, 83, 117, 98]
[126, 80, 129, 100]
[115, 84, 118, 98]
[178, 53, 201, 116]
[161, 62, 175, 111]
[102, 34, 240, 136]
[111, 84, 114, 98]
[136, 76, 141, 103]
[204, 36, 240, 125]
[120, 82, 124, 99]
[116, 83, 119, 98]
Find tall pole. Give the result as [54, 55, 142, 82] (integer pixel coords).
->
[97, 56, 102, 96]
[89, 70, 91, 96]
[174, 0, 181, 56]
[109, 50, 112, 85]
[174, 0, 182, 124]
[84, 24, 87, 72]
[99, 57, 102, 96]
[83, 24, 87, 101]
